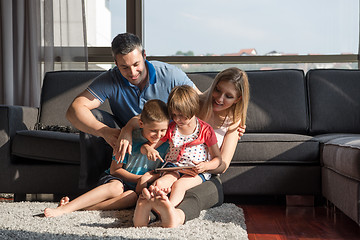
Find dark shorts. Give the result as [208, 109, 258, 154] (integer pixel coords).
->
[97, 173, 133, 191]
[162, 162, 206, 183]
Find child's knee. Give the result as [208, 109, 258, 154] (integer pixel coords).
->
[171, 181, 185, 192]
[107, 181, 124, 196]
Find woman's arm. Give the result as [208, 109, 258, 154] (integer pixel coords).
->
[208, 120, 241, 174]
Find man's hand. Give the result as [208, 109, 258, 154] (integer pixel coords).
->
[113, 128, 133, 163]
[100, 127, 121, 149]
[238, 124, 246, 139]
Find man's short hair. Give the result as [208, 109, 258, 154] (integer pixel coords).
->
[111, 33, 144, 57]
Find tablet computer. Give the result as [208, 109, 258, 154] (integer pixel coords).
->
[155, 166, 194, 172]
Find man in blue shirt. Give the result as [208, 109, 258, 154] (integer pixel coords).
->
[67, 33, 199, 159]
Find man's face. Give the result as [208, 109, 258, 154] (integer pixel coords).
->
[114, 48, 147, 86]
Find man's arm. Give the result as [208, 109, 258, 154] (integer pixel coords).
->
[66, 90, 120, 148]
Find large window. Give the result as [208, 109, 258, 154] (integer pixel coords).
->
[84, 0, 359, 71]
[85, 0, 126, 47]
[144, 0, 358, 56]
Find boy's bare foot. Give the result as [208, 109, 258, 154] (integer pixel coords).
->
[58, 196, 70, 207]
[152, 188, 185, 228]
[44, 196, 71, 217]
[44, 206, 67, 218]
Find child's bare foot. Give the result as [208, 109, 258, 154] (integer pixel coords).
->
[133, 192, 154, 227]
[141, 187, 153, 200]
[44, 206, 67, 218]
[152, 188, 185, 228]
[58, 196, 70, 207]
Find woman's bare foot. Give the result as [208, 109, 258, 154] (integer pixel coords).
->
[58, 196, 70, 207]
[152, 188, 185, 228]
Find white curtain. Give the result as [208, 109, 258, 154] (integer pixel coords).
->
[0, 0, 88, 108]
[43, 0, 88, 73]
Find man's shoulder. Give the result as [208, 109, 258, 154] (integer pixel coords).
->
[91, 67, 118, 83]
[150, 60, 184, 76]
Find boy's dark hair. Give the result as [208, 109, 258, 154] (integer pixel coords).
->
[111, 33, 144, 58]
[140, 99, 169, 124]
[167, 85, 199, 119]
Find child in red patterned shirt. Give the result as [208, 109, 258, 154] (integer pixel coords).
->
[133, 85, 222, 227]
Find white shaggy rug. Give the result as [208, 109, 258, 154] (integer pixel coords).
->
[0, 202, 248, 240]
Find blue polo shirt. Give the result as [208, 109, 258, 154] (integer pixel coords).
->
[87, 60, 194, 127]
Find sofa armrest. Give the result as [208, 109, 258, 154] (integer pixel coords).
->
[0, 105, 39, 191]
[0, 105, 39, 139]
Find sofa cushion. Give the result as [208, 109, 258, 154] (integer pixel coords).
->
[322, 136, 360, 181]
[39, 70, 110, 128]
[188, 69, 309, 134]
[246, 70, 308, 133]
[307, 69, 360, 134]
[233, 133, 319, 164]
[12, 130, 80, 164]
[187, 72, 216, 92]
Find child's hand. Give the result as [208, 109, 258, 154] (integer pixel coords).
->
[141, 144, 164, 162]
[146, 148, 164, 162]
[193, 161, 208, 173]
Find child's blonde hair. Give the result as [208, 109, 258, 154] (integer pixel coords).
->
[167, 85, 199, 119]
[140, 99, 169, 124]
[199, 67, 250, 127]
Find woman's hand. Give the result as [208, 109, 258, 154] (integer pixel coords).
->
[237, 124, 246, 139]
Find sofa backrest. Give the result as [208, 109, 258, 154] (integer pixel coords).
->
[39, 70, 110, 128]
[246, 69, 308, 133]
[188, 69, 309, 134]
[307, 69, 360, 134]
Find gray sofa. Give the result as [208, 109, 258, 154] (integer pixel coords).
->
[0, 69, 359, 225]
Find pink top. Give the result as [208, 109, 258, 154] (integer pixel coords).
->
[213, 116, 231, 148]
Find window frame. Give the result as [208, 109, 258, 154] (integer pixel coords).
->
[85, 0, 360, 68]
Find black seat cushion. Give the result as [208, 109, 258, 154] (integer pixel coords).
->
[12, 130, 80, 164]
[307, 69, 360, 134]
[322, 136, 360, 181]
[233, 133, 319, 164]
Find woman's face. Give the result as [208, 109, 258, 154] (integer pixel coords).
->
[212, 80, 241, 112]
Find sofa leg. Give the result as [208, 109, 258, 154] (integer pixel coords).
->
[286, 195, 314, 206]
[14, 193, 26, 202]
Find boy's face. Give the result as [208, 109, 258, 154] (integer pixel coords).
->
[139, 120, 169, 144]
